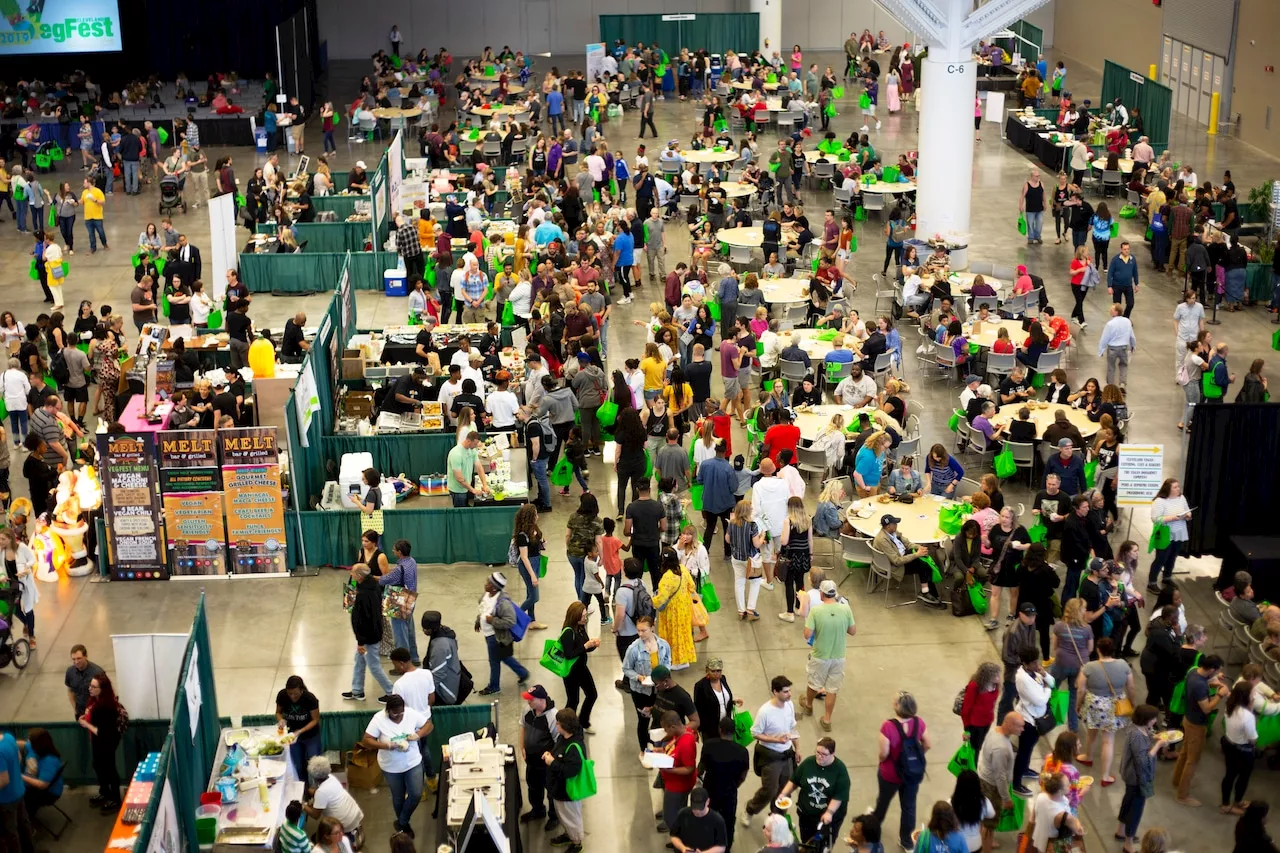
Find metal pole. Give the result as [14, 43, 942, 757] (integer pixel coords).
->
[284, 402, 312, 575]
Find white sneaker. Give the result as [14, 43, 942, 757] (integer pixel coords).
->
[876, 120, 882, 130]
[741, 813, 752, 828]
[761, 581, 775, 591]
[778, 612, 795, 622]
[859, 124, 869, 133]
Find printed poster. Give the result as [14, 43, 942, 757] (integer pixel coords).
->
[158, 430, 226, 576]
[220, 428, 287, 574]
[98, 433, 166, 580]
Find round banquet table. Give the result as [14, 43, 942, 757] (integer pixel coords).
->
[990, 402, 1099, 441]
[794, 403, 875, 442]
[470, 105, 522, 118]
[372, 108, 422, 120]
[805, 149, 853, 163]
[730, 80, 782, 92]
[476, 81, 526, 95]
[860, 180, 916, 195]
[1089, 158, 1136, 175]
[759, 277, 810, 304]
[964, 319, 1027, 350]
[777, 328, 843, 362]
[716, 224, 798, 248]
[845, 494, 962, 545]
[719, 181, 756, 199]
[946, 273, 1005, 295]
[680, 148, 741, 164]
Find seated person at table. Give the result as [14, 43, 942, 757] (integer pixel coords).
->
[887, 456, 925, 498]
[857, 325, 888, 371]
[971, 400, 1006, 450]
[790, 375, 823, 408]
[823, 335, 855, 365]
[965, 383, 994, 423]
[969, 274, 997, 300]
[999, 366, 1032, 405]
[1042, 368, 1072, 405]
[1127, 168, 1150, 199]
[167, 391, 198, 430]
[938, 321, 968, 367]
[1042, 409, 1084, 449]
[901, 273, 929, 318]
[1017, 322, 1051, 369]
[923, 245, 950, 275]
[924, 297, 957, 338]
[347, 160, 370, 193]
[779, 336, 811, 368]
[761, 251, 787, 279]
[874, 514, 942, 607]
[1008, 407, 1037, 443]
[19, 729, 64, 814]
[1012, 265, 1034, 296]
[896, 154, 915, 179]
[382, 367, 429, 415]
[835, 364, 877, 407]
[1041, 307, 1070, 349]
[991, 327, 1015, 355]
[971, 305, 996, 328]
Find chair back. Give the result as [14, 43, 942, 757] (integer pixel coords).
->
[894, 435, 921, 460]
[824, 359, 854, 385]
[985, 352, 1016, 377]
[1007, 440, 1035, 467]
[954, 477, 982, 499]
[796, 445, 830, 477]
[813, 162, 835, 180]
[841, 534, 876, 566]
[834, 186, 854, 205]
[780, 358, 810, 383]
[862, 193, 886, 212]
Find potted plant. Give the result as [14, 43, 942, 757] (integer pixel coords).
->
[1247, 179, 1274, 222]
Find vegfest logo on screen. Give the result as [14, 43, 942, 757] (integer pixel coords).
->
[0, 1, 122, 54]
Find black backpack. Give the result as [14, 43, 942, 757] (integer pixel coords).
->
[49, 349, 70, 387]
[625, 580, 656, 622]
[893, 718, 927, 784]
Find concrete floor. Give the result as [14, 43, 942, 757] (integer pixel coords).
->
[3, 50, 1277, 852]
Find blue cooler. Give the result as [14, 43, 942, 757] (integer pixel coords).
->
[255, 129, 268, 153]
[384, 268, 407, 296]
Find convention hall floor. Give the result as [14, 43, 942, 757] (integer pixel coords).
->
[2, 52, 1275, 851]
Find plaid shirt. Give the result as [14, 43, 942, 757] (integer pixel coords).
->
[395, 221, 423, 258]
[461, 271, 488, 302]
[660, 492, 683, 547]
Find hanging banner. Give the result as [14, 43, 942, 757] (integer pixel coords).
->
[388, 131, 404, 218]
[98, 434, 167, 581]
[586, 43, 607, 85]
[147, 776, 180, 853]
[339, 262, 355, 347]
[369, 168, 386, 251]
[220, 428, 287, 575]
[292, 361, 320, 447]
[158, 430, 227, 577]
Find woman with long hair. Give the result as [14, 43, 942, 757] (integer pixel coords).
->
[1117, 704, 1160, 852]
[959, 662, 1001, 754]
[1221, 680, 1259, 815]
[777, 496, 812, 623]
[93, 323, 121, 422]
[558, 601, 601, 732]
[19, 727, 64, 813]
[512, 504, 547, 629]
[664, 365, 693, 438]
[1050, 598, 1094, 733]
[81, 673, 125, 812]
[1076, 636, 1136, 786]
[0, 526, 37, 647]
[1233, 801, 1279, 853]
[726, 499, 765, 621]
[53, 181, 77, 253]
[612, 407, 648, 517]
[912, 801, 965, 852]
[1042, 730, 1084, 815]
[949, 770, 994, 853]
[653, 546, 697, 668]
[984, 506, 1031, 631]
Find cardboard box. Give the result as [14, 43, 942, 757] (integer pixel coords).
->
[342, 357, 365, 380]
[343, 392, 375, 419]
[344, 747, 384, 790]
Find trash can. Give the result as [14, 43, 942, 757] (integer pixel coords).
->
[384, 268, 407, 297]
[255, 129, 268, 153]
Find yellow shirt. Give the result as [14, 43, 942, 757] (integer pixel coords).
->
[81, 187, 105, 220]
[640, 356, 667, 391]
[0, 168, 9, 192]
[663, 383, 693, 413]
[416, 217, 434, 245]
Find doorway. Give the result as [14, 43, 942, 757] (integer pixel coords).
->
[1161, 35, 1226, 127]
[526, 0, 551, 57]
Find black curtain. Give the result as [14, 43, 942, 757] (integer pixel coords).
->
[1182, 401, 1280, 557]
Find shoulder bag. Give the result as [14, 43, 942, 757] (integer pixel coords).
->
[564, 742, 598, 800]
[1098, 660, 1135, 717]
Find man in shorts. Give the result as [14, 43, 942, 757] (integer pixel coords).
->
[719, 333, 742, 420]
[801, 580, 856, 731]
[59, 341, 91, 427]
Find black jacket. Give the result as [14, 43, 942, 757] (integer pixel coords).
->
[547, 733, 585, 801]
[1139, 619, 1179, 683]
[176, 244, 202, 280]
[350, 575, 384, 645]
[1062, 513, 1093, 563]
[693, 675, 736, 739]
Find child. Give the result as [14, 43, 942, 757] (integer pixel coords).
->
[581, 541, 610, 624]
[658, 476, 684, 548]
[600, 517, 626, 603]
[563, 425, 589, 496]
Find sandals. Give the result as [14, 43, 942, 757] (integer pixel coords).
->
[1074, 756, 1093, 766]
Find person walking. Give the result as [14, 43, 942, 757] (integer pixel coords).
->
[1107, 241, 1139, 318]
[698, 715, 749, 850]
[519, 685, 560, 831]
[558, 601, 600, 733]
[1097, 302, 1136, 389]
[1019, 168, 1046, 245]
[360, 694, 431, 836]
[1076, 637, 1136, 786]
[476, 572, 530, 696]
[638, 85, 658, 138]
[741, 675, 800, 829]
[976, 712, 1023, 852]
[421, 611, 465, 706]
[671, 788, 729, 853]
[390, 647, 440, 792]
[873, 691, 931, 853]
[378, 539, 420, 666]
[778, 736, 851, 844]
[726, 499, 766, 621]
[512, 504, 547, 630]
[343, 563, 397, 703]
[1010, 649, 1055, 796]
[80, 673, 125, 813]
[621, 616, 672, 749]
[959, 662, 1001, 754]
[800, 580, 856, 732]
[545, 708, 588, 853]
[1172, 289, 1204, 378]
[1117, 704, 1160, 852]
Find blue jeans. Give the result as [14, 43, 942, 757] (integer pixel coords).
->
[391, 615, 420, 664]
[568, 554, 587, 603]
[1118, 783, 1146, 840]
[572, 100, 585, 124]
[1025, 211, 1043, 241]
[873, 774, 919, 851]
[530, 458, 551, 509]
[352, 644, 396, 696]
[484, 633, 529, 691]
[549, 112, 565, 134]
[323, 130, 336, 153]
[123, 160, 140, 193]
[384, 767, 424, 830]
[9, 410, 27, 444]
[86, 219, 107, 250]
[1149, 541, 1182, 586]
[449, 491, 470, 507]
[287, 735, 323, 781]
[14, 198, 28, 231]
[516, 559, 539, 618]
[1050, 664, 1081, 732]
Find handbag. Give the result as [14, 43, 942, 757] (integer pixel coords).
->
[384, 586, 418, 620]
[891, 223, 908, 242]
[691, 600, 709, 627]
[1098, 660, 1134, 717]
[563, 742, 598, 800]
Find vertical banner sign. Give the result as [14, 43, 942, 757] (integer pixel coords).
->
[292, 362, 320, 447]
[586, 43, 607, 85]
[1117, 445, 1165, 506]
[207, 191, 238, 307]
[338, 263, 355, 346]
[220, 428, 287, 575]
[158, 430, 227, 576]
[369, 169, 386, 250]
[98, 434, 167, 580]
[388, 131, 404, 216]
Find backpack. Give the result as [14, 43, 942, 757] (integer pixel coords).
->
[892, 718, 926, 784]
[49, 349, 70, 387]
[624, 579, 656, 622]
[534, 417, 557, 456]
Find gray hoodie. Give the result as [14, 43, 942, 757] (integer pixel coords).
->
[536, 385, 578, 426]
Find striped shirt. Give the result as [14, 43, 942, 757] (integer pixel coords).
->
[728, 520, 760, 561]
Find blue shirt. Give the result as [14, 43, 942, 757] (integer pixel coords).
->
[614, 231, 635, 266]
[824, 349, 854, 364]
[24, 745, 63, 798]
[379, 556, 419, 593]
[697, 457, 737, 514]
[547, 91, 564, 115]
[1045, 453, 1086, 495]
[1096, 316, 1136, 354]
[854, 446, 884, 487]
[534, 220, 564, 247]
[1107, 254, 1139, 289]
[717, 275, 739, 304]
[0, 734, 24, 804]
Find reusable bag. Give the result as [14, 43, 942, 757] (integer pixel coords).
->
[540, 631, 575, 678]
[1017, 214, 1027, 236]
[501, 300, 516, 325]
[1049, 685, 1070, 726]
[596, 400, 619, 428]
[947, 741, 976, 777]
[948, 409, 964, 432]
[1084, 459, 1099, 489]
[938, 504, 973, 535]
[1147, 522, 1171, 553]
[564, 742, 597, 800]
[550, 457, 574, 487]
[690, 484, 704, 512]
[968, 581, 989, 616]
[920, 555, 942, 584]
[858, 92, 871, 109]
[732, 709, 754, 746]
[993, 447, 1016, 479]
[995, 787, 1026, 833]
[1027, 522, 1047, 544]
[700, 578, 721, 613]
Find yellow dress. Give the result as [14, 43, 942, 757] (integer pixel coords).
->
[655, 567, 697, 667]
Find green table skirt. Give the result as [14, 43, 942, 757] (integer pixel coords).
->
[255, 221, 371, 253]
[1246, 262, 1273, 301]
[312, 194, 369, 219]
[319, 432, 462, 481]
[238, 250, 399, 293]
[286, 505, 520, 568]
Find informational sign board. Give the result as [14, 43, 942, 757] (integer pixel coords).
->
[98, 433, 166, 580]
[0, 2, 123, 56]
[158, 430, 226, 577]
[220, 428, 287, 575]
[1117, 444, 1165, 506]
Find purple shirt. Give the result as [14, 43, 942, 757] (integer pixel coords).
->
[823, 220, 839, 250]
[720, 340, 740, 379]
[972, 415, 997, 447]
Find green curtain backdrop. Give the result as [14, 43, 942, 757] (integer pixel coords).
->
[285, 506, 520, 569]
[1100, 60, 1172, 149]
[318, 433, 475, 485]
[255, 222, 371, 253]
[1, 718, 172, 787]
[238, 251, 398, 293]
[599, 14, 759, 56]
[312, 194, 369, 219]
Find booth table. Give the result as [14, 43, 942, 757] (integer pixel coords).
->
[990, 402, 1099, 441]
[964, 319, 1027, 350]
[794, 403, 875, 442]
[1004, 115, 1074, 172]
[206, 726, 305, 851]
[680, 148, 741, 164]
[759, 277, 810, 304]
[118, 395, 172, 433]
[846, 494, 961, 544]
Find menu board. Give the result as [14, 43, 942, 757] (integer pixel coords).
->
[98, 434, 166, 581]
[220, 428, 287, 575]
[158, 430, 226, 576]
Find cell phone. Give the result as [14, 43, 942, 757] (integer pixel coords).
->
[348, 484, 360, 496]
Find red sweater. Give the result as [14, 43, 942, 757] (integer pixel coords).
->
[960, 681, 998, 728]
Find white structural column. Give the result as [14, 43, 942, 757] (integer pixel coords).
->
[749, 0, 781, 55]
[878, 0, 1050, 241]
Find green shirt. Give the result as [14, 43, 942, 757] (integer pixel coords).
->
[804, 601, 854, 660]
[789, 755, 850, 820]
[447, 444, 479, 494]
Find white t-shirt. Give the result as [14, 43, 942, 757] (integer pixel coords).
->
[364, 708, 428, 773]
[1031, 792, 1069, 852]
[958, 798, 995, 852]
[487, 390, 520, 428]
[451, 349, 475, 370]
[779, 465, 806, 500]
[392, 668, 436, 717]
[478, 592, 500, 637]
[751, 699, 797, 753]
[311, 775, 364, 830]
[437, 380, 462, 422]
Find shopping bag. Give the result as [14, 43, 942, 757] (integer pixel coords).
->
[848, 234, 857, 252]
[550, 457, 574, 487]
[1257, 713, 1280, 750]
[824, 104, 837, 118]
[47, 207, 55, 228]
[1148, 522, 1171, 553]
[938, 503, 973, 535]
[993, 447, 1016, 479]
[1049, 685, 1070, 726]
[832, 86, 845, 98]
[920, 555, 942, 584]
[501, 300, 516, 325]
[947, 741, 976, 777]
[564, 743, 598, 800]
[644, 448, 654, 480]
[539, 554, 549, 579]
[995, 788, 1026, 833]
[700, 579, 721, 613]
[713, 118, 728, 133]
[596, 400, 619, 429]
[539, 636, 575, 678]
[858, 92, 871, 109]
[27, 258, 37, 280]
[157, 126, 169, 145]
[732, 709, 754, 746]
[1027, 522, 1047, 544]
[1110, 221, 1120, 238]
[1084, 459, 1099, 489]
[1017, 214, 1027, 236]
[968, 581, 989, 616]
[690, 484, 704, 512]
[691, 600, 709, 627]
[948, 409, 963, 432]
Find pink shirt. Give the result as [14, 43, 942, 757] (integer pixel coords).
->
[879, 716, 927, 784]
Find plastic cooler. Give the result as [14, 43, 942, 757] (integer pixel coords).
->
[384, 268, 407, 296]
[339, 452, 375, 497]
[255, 129, 268, 153]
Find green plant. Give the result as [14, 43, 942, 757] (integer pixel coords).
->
[1247, 179, 1274, 222]
[1255, 237, 1276, 266]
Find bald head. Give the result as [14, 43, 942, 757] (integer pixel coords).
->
[1000, 711, 1026, 735]
[294, 312, 307, 325]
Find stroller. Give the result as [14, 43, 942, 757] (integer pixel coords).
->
[0, 581, 31, 671]
[158, 174, 188, 216]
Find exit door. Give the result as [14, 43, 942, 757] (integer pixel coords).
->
[527, 0, 551, 56]
[1161, 35, 1226, 127]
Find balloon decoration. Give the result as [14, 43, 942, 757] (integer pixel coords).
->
[248, 338, 276, 378]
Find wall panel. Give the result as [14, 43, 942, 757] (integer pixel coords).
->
[1052, 0, 1160, 76]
